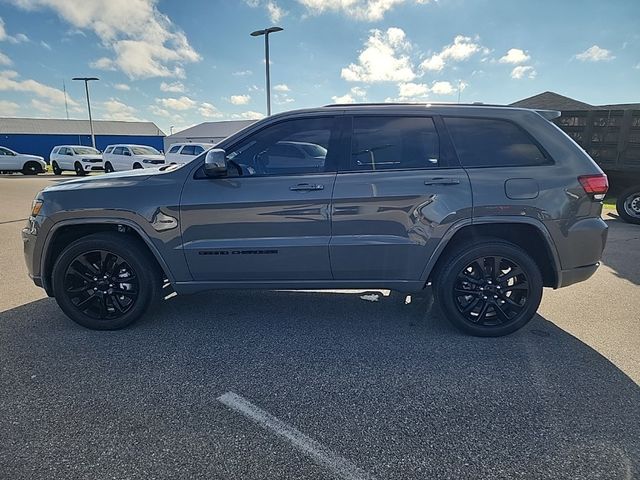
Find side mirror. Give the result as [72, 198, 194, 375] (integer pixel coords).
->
[204, 148, 228, 177]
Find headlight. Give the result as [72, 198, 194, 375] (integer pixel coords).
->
[31, 199, 43, 217]
[142, 159, 153, 164]
[81, 158, 92, 162]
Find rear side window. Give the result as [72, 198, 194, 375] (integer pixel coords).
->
[445, 117, 548, 167]
[350, 116, 439, 171]
[113, 147, 123, 155]
[181, 145, 197, 155]
[169, 145, 181, 154]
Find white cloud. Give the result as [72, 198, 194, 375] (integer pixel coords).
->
[160, 81, 185, 92]
[575, 45, 615, 62]
[232, 110, 265, 120]
[499, 48, 530, 64]
[0, 99, 19, 115]
[40, 40, 51, 50]
[90, 57, 116, 70]
[198, 102, 223, 118]
[113, 83, 130, 91]
[273, 83, 290, 92]
[420, 35, 486, 72]
[0, 69, 78, 105]
[0, 51, 11, 66]
[10, 0, 201, 79]
[156, 95, 196, 110]
[431, 81, 455, 95]
[297, 0, 429, 21]
[102, 98, 141, 121]
[510, 65, 536, 79]
[229, 94, 251, 105]
[266, 1, 286, 22]
[342, 27, 416, 83]
[398, 82, 428, 98]
[149, 105, 171, 117]
[331, 86, 367, 103]
[30, 98, 56, 114]
[232, 70, 253, 76]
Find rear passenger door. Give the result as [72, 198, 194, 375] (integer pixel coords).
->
[330, 115, 472, 281]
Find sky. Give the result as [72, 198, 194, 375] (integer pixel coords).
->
[0, 0, 638, 135]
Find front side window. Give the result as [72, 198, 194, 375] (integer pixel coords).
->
[169, 145, 181, 154]
[225, 117, 335, 176]
[445, 117, 548, 167]
[192, 145, 205, 155]
[181, 145, 196, 156]
[349, 116, 440, 171]
[105, 146, 114, 154]
[113, 147, 123, 155]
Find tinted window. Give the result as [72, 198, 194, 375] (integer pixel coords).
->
[181, 145, 196, 155]
[169, 145, 181, 154]
[73, 147, 99, 155]
[226, 117, 334, 176]
[113, 147, 124, 155]
[105, 146, 114, 154]
[193, 145, 205, 155]
[445, 117, 547, 167]
[350, 117, 440, 171]
[131, 146, 159, 155]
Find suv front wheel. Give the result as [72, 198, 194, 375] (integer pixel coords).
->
[52, 232, 161, 330]
[435, 240, 543, 337]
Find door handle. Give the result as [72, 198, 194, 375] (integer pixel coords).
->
[289, 183, 324, 191]
[424, 178, 460, 186]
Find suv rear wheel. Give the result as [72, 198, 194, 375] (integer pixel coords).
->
[435, 240, 543, 337]
[616, 186, 640, 225]
[52, 232, 161, 330]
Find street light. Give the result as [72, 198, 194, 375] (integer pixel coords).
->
[72, 77, 99, 149]
[250, 26, 283, 116]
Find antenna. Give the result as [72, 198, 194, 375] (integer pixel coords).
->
[457, 80, 462, 104]
[63, 80, 70, 119]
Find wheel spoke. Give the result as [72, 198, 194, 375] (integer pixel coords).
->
[476, 300, 490, 323]
[492, 257, 502, 280]
[75, 293, 98, 309]
[498, 267, 523, 283]
[504, 281, 528, 292]
[67, 266, 93, 283]
[493, 302, 511, 323]
[455, 288, 480, 297]
[461, 297, 480, 314]
[76, 256, 100, 276]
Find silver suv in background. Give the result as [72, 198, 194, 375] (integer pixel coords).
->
[23, 104, 608, 336]
[102, 144, 165, 172]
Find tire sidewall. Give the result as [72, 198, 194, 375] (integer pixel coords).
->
[52, 162, 62, 175]
[52, 234, 158, 330]
[436, 241, 543, 337]
[104, 162, 113, 173]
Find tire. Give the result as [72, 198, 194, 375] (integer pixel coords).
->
[434, 239, 543, 337]
[22, 161, 41, 175]
[104, 162, 114, 173]
[74, 162, 86, 176]
[133, 163, 143, 170]
[52, 161, 62, 175]
[616, 186, 640, 225]
[52, 232, 162, 330]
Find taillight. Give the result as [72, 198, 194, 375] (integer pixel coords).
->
[578, 174, 609, 200]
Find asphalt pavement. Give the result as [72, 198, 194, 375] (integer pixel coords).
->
[1, 174, 638, 480]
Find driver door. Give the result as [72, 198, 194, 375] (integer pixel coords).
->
[180, 115, 344, 282]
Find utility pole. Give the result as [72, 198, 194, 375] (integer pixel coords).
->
[72, 77, 99, 148]
[250, 27, 283, 116]
[63, 80, 69, 120]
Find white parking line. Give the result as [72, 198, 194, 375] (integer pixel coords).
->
[217, 391, 375, 480]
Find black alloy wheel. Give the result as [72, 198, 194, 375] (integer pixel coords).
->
[22, 162, 40, 175]
[74, 162, 86, 176]
[52, 232, 161, 329]
[435, 240, 543, 337]
[454, 256, 528, 326]
[63, 250, 139, 321]
[52, 161, 62, 175]
[104, 162, 114, 173]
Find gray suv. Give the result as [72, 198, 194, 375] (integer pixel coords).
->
[22, 104, 609, 336]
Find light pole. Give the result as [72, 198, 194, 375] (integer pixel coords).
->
[72, 77, 99, 148]
[250, 26, 283, 116]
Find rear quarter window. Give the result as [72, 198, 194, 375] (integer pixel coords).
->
[445, 117, 549, 167]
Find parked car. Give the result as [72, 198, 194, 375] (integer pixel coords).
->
[49, 145, 103, 176]
[165, 143, 215, 164]
[102, 144, 165, 172]
[23, 104, 608, 336]
[0, 146, 46, 175]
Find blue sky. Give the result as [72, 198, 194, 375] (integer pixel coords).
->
[0, 0, 638, 134]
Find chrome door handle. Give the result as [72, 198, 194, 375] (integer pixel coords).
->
[289, 183, 324, 191]
[424, 178, 460, 186]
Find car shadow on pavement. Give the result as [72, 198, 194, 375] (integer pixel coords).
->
[1, 291, 638, 480]
[601, 217, 640, 285]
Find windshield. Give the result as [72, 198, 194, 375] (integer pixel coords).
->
[72, 147, 100, 155]
[131, 146, 161, 155]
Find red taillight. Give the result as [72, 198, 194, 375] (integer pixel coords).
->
[578, 174, 608, 200]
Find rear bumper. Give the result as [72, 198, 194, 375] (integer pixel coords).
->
[557, 263, 600, 288]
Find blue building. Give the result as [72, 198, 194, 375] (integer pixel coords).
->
[0, 117, 166, 161]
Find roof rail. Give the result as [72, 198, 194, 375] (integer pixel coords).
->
[322, 102, 513, 108]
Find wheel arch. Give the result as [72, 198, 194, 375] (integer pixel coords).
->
[41, 218, 175, 295]
[423, 217, 561, 288]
